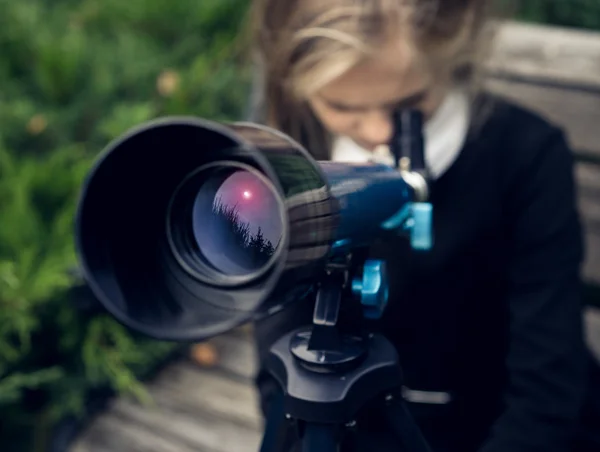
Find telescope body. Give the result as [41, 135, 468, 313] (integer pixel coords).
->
[76, 117, 427, 341]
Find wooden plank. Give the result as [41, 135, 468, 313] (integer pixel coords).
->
[581, 231, 600, 287]
[576, 163, 600, 228]
[577, 163, 600, 200]
[150, 362, 262, 429]
[487, 21, 600, 91]
[585, 307, 600, 363]
[584, 230, 600, 288]
[71, 396, 260, 452]
[107, 394, 261, 452]
[483, 21, 600, 159]
[69, 414, 201, 452]
[206, 329, 258, 380]
[484, 78, 600, 159]
[574, 162, 600, 286]
[70, 325, 263, 452]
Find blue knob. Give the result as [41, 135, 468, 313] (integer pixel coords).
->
[410, 202, 433, 250]
[380, 202, 433, 251]
[352, 260, 389, 320]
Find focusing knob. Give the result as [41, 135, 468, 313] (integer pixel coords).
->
[380, 201, 433, 251]
[409, 202, 433, 250]
[352, 260, 389, 320]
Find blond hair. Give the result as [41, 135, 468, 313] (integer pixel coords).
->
[248, 0, 497, 159]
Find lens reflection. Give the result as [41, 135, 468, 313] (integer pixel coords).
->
[192, 168, 283, 276]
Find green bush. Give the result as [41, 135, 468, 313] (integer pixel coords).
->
[514, 0, 600, 31]
[0, 0, 253, 157]
[0, 0, 252, 450]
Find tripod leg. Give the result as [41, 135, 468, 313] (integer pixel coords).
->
[382, 394, 433, 452]
[260, 391, 295, 452]
[301, 423, 339, 452]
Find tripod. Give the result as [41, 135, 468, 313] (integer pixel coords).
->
[258, 256, 433, 452]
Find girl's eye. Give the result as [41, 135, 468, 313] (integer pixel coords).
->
[330, 104, 363, 113]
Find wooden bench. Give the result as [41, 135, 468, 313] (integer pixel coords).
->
[485, 21, 600, 291]
[484, 21, 600, 361]
[68, 20, 600, 452]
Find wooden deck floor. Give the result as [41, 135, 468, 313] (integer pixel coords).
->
[69, 328, 263, 452]
[69, 308, 600, 452]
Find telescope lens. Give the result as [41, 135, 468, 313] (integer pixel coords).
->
[193, 168, 282, 276]
[168, 161, 285, 285]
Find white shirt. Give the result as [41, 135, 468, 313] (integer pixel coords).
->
[330, 89, 472, 179]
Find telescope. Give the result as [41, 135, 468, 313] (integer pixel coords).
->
[75, 111, 434, 452]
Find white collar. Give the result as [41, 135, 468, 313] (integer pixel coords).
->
[331, 89, 471, 179]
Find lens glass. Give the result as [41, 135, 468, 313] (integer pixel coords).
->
[192, 168, 283, 277]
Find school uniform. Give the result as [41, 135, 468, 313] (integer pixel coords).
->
[251, 90, 599, 452]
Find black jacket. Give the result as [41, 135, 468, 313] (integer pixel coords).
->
[251, 95, 592, 452]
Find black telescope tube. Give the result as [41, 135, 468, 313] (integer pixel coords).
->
[75, 118, 418, 342]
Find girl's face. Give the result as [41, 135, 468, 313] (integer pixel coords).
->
[306, 40, 444, 152]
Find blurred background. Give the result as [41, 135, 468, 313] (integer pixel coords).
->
[0, 1, 599, 451]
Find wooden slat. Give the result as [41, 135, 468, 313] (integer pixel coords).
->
[484, 21, 600, 160]
[576, 164, 600, 228]
[584, 231, 600, 288]
[207, 328, 258, 380]
[484, 78, 600, 159]
[575, 163, 600, 286]
[69, 327, 263, 452]
[487, 21, 600, 91]
[585, 307, 600, 363]
[576, 163, 600, 233]
[577, 163, 600, 202]
[70, 415, 203, 452]
[107, 394, 259, 452]
[151, 362, 262, 429]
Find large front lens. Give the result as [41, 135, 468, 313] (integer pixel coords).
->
[190, 165, 283, 278]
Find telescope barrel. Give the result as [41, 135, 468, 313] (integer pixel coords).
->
[318, 161, 412, 249]
[75, 117, 425, 342]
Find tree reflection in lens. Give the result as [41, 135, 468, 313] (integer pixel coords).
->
[192, 169, 283, 276]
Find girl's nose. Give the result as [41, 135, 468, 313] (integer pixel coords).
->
[357, 110, 393, 150]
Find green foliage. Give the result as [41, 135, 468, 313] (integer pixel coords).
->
[510, 0, 600, 31]
[0, 0, 253, 157]
[0, 0, 252, 450]
[0, 135, 178, 448]
[0, 142, 86, 397]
